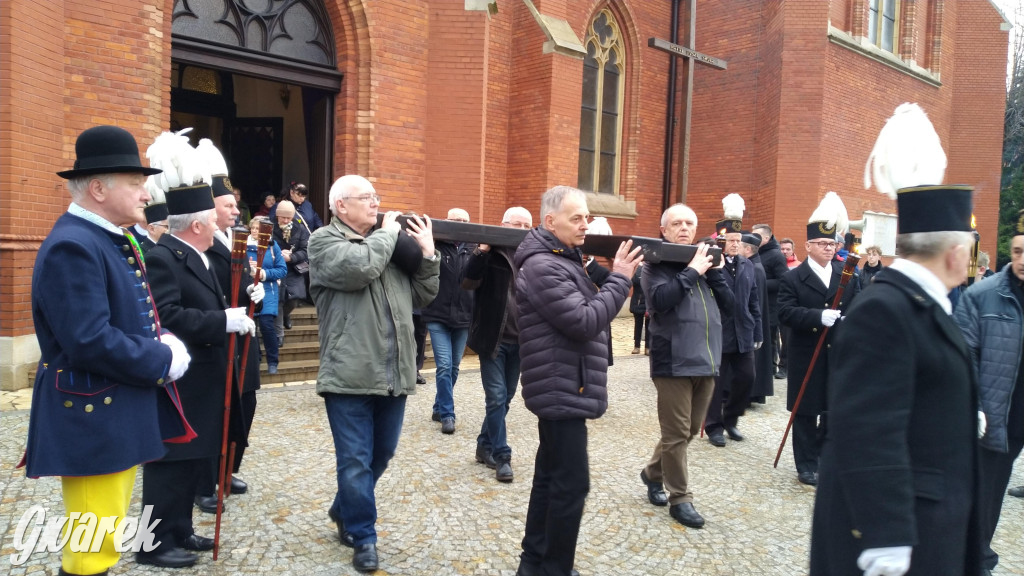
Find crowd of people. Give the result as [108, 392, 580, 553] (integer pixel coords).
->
[20, 109, 1023, 576]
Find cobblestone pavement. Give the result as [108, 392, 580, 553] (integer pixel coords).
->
[2, 317, 1022, 575]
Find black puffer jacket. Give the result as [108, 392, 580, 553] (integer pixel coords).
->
[420, 241, 474, 328]
[514, 228, 631, 420]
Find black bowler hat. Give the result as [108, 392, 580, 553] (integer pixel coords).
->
[57, 125, 162, 179]
[144, 202, 169, 224]
[896, 185, 973, 234]
[390, 229, 423, 277]
[166, 184, 216, 216]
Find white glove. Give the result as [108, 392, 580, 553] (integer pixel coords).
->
[246, 282, 265, 305]
[161, 333, 191, 382]
[754, 341, 763, 351]
[978, 411, 987, 439]
[225, 307, 256, 337]
[821, 309, 842, 327]
[858, 546, 911, 576]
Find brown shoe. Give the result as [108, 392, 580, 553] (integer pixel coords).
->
[631, 347, 641, 354]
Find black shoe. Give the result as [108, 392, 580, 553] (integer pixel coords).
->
[798, 471, 818, 486]
[707, 432, 726, 447]
[496, 460, 514, 483]
[178, 533, 214, 552]
[328, 509, 355, 548]
[441, 416, 456, 434]
[725, 426, 744, 441]
[774, 369, 787, 379]
[59, 570, 108, 576]
[516, 565, 579, 576]
[194, 494, 219, 514]
[431, 411, 441, 423]
[284, 317, 293, 330]
[669, 502, 705, 528]
[352, 543, 379, 572]
[475, 445, 497, 469]
[416, 373, 426, 385]
[640, 469, 669, 506]
[136, 547, 198, 568]
[1008, 485, 1024, 498]
[230, 476, 248, 494]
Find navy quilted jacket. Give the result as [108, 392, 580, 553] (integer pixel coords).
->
[954, 267, 1023, 453]
[514, 227, 631, 420]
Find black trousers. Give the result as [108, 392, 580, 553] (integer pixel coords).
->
[196, 390, 258, 497]
[413, 313, 427, 371]
[520, 418, 589, 576]
[632, 313, 649, 348]
[979, 439, 1024, 569]
[142, 458, 205, 553]
[704, 351, 755, 434]
[792, 412, 826, 475]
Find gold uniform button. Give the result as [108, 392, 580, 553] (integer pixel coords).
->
[851, 529, 862, 539]
[84, 404, 94, 413]
[148, 310, 154, 318]
[63, 400, 73, 408]
[122, 245, 130, 252]
[157, 378, 165, 385]
[812, 327, 818, 333]
[128, 257, 136, 265]
[103, 397, 112, 405]
[151, 323, 156, 332]
[146, 296, 152, 303]
[135, 270, 142, 278]
[141, 282, 147, 289]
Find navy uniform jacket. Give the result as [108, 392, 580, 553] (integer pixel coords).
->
[810, 269, 981, 575]
[147, 234, 242, 461]
[24, 213, 192, 478]
[777, 259, 859, 415]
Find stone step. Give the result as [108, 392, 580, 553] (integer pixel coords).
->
[259, 359, 320, 385]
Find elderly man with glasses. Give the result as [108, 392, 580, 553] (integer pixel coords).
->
[777, 194, 861, 487]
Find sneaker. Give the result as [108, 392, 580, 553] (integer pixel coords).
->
[495, 460, 513, 482]
[441, 417, 456, 434]
[268, 363, 278, 375]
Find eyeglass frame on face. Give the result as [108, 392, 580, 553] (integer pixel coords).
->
[807, 240, 837, 249]
[342, 193, 382, 205]
[502, 218, 532, 229]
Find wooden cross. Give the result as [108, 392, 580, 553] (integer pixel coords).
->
[649, 0, 727, 205]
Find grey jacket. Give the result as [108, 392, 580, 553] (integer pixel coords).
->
[954, 267, 1022, 453]
[308, 217, 440, 397]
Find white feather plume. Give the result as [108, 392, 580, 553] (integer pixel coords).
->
[145, 128, 205, 192]
[864, 102, 946, 199]
[195, 138, 229, 178]
[586, 217, 613, 236]
[722, 193, 745, 219]
[808, 191, 850, 234]
[144, 176, 166, 204]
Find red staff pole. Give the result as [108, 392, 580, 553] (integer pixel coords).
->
[214, 229, 250, 559]
[773, 254, 860, 469]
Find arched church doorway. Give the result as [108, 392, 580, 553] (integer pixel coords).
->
[170, 0, 342, 221]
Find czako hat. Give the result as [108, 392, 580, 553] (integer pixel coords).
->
[166, 184, 215, 216]
[144, 202, 169, 224]
[57, 125, 163, 179]
[715, 194, 745, 236]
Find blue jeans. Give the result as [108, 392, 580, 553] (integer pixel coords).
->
[324, 393, 407, 546]
[257, 314, 278, 365]
[427, 322, 469, 419]
[477, 341, 521, 461]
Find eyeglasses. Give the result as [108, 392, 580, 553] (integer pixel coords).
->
[150, 223, 169, 229]
[808, 241, 837, 249]
[344, 194, 382, 204]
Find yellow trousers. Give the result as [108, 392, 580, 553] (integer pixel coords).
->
[60, 466, 136, 575]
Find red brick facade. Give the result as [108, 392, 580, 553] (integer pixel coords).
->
[0, 0, 1009, 387]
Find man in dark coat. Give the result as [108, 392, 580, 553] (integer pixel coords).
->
[641, 204, 733, 530]
[742, 234, 773, 403]
[753, 224, 790, 378]
[704, 227, 761, 446]
[462, 206, 533, 483]
[513, 186, 639, 576]
[23, 126, 192, 576]
[195, 171, 264, 511]
[810, 185, 981, 576]
[141, 182, 256, 568]
[777, 195, 860, 486]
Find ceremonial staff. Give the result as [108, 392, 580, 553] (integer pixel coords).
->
[773, 253, 860, 469]
[214, 229, 250, 559]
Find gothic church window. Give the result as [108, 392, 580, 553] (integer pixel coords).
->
[868, 0, 899, 53]
[578, 9, 625, 196]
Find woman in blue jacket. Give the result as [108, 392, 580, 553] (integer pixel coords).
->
[247, 217, 288, 373]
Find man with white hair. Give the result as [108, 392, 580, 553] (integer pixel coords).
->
[308, 175, 439, 573]
[423, 208, 476, 435]
[462, 206, 533, 482]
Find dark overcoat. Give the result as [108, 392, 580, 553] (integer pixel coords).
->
[207, 237, 260, 394]
[273, 220, 309, 301]
[24, 214, 192, 477]
[749, 255, 773, 399]
[720, 255, 761, 354]
[810, 269, 981, 576]
[147, 234, 242, 461]
[777, 259, 859, 414]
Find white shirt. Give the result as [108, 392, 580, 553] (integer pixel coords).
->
[67, 203, 124, 236]
[214, 228, 231, 250]
[806, 257, 832, 290]
[888, 258, 953, 315]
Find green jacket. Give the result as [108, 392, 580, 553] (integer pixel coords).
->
[308, 217, 440, 397]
